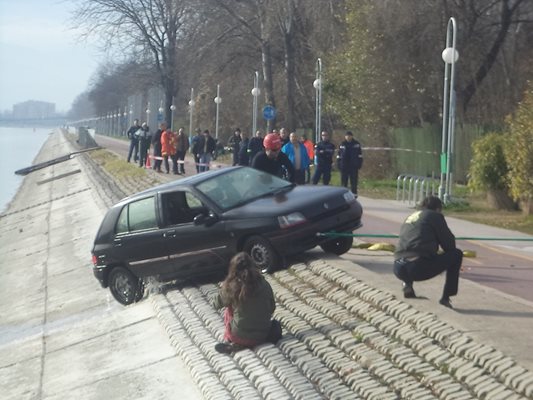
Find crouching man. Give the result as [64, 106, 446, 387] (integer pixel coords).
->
[393, 195, 463, 308]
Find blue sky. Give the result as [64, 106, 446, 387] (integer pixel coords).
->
[0, 0, 101, 112]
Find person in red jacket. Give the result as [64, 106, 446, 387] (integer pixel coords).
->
[161, 127, 176, 174]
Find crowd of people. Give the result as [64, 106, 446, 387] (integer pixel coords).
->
[126, 120, 364, 195]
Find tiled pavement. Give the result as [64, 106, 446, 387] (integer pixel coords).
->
[79, 135, 533, 400]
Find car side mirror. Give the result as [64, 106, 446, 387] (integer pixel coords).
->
[193, 211, 218, 227]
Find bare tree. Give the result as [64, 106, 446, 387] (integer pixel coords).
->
[73, 0, 197, 123]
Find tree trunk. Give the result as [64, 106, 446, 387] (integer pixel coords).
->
[261, 40, 276, 131]
[486, 188, 517, 211]
[520, 197, 533, 216]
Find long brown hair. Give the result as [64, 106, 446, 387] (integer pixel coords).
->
[221, 252, 262, 307]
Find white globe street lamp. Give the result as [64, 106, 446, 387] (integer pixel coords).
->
[170, 98, 176, 131]
[214, 84, 222, 140]
[314, 58, 322, 144]
[189, 88, 195, 136]
[438, 17, 459, 204]
[251, 71, 260, 136]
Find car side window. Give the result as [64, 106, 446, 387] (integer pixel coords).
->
[116, 206, 128, 234]
[163, 191, 206, 226]
[128, 197, 158, 231]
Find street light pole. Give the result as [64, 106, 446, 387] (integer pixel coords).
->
[313, 58, 322, 145]
[170, 97, 176, 131]
[188, 88, 195, 136]
[251, 71, 260, 136]
[146, 102, 151, 128]
[214, 84, 222, 140]
[438, 17, 459, 204]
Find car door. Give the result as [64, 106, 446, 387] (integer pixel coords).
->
[113, 195, 170, 278]
[158, 190, 230, 279]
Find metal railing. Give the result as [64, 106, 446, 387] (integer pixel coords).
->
[396, 174, 438, 205]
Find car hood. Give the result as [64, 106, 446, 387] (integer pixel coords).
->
[223, 185, 357, 218]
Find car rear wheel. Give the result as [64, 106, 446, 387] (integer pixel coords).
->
[108, 266, 144, 305]
[244, 236, 281, 274]
[320, 234, 354, 255]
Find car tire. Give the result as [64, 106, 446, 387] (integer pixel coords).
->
[320, 235, 354, 255]
[244, 236, 281, 274]
[108, 266, 144, 305]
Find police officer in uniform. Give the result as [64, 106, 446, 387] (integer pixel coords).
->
[337, 131, 363, 195]
[312, 130, 336, 185]
[394, 195, 463, 308]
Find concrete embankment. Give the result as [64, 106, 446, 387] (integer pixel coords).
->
[2, 129, 532, 400]
[0, 130, 201, 399]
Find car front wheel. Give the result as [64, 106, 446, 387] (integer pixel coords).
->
[108, 266, 144, 305]
[320, 234, 354, 255]
[244, 236, 281, 274]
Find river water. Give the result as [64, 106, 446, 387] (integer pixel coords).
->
[0, 126, 53, 213]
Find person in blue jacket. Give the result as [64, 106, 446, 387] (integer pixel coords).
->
[281, 132, 310, 185]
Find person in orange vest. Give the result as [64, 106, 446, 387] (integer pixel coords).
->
[300, 134, 315, 184]
[161, 127, 177, 174]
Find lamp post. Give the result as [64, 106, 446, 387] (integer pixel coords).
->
[251, 71, 260, 136]
[146, 102, 151, 127]
[313, 58, 322, 145]
[114, 111, 119, 136]
[158, 100, 164, 124]
[129, 106, 133, 127]
[170, 97, 176, 131]
[122, 109, 127, 136]
[438, 17, 459, 204]
[214, 84, 222, 140]
[188, 88, 195, 136]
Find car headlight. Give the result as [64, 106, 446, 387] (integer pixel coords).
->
[278, 212, 306, 229]
[343, 191, 356, 203]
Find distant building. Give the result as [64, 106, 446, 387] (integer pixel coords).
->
[13, 100, 56, 119]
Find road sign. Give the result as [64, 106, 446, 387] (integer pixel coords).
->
[263, 105, 277, 121]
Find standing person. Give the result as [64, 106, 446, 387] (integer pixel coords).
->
[312, 130, 336, 185]
[126, 119, 141, 163]
[247, 130, 264, 164]
[175, 127, 189, 174]
[279, 128, 290, 147]
[213, 252, 281, 354]
[238, 131, 250, 166]
[137, 122, 151, 168]
[190, 128, 202, 173]
[300, 134, 315, 184]
[281, 132, 310, 185]
[393, 196, 463, 309]
[152, 122, 166, 172]
[197, 129, 217, 172]
[161, 127, 177, 174]
[252, 133, 295, 183]
[228, 128, 242, 166]
[337, 131, 363, 195]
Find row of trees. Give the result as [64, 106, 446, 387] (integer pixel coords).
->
[68, 0, 533, 203]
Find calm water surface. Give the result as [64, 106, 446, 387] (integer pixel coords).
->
[0, 126, 53, 212]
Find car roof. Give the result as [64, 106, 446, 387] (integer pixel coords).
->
[120, 166, 242, 203]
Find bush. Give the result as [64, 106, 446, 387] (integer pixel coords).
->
[468, 132, 509, 192]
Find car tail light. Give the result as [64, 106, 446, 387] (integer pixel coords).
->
[92, 254, 98, 266]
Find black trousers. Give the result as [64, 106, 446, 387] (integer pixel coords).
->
[393, 248, 463, 297]
[176, 150, 186, 173]
[127, 139, 139, 162]
[312, 164, 332, 185]
[341, 168, 359, 194]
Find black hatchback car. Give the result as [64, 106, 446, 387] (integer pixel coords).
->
[92, 166, 362, 304]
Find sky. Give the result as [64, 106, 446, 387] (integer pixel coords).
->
[0, 0, 101, 113]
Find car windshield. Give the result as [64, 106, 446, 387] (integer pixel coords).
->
[195, 167, 293, 210]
